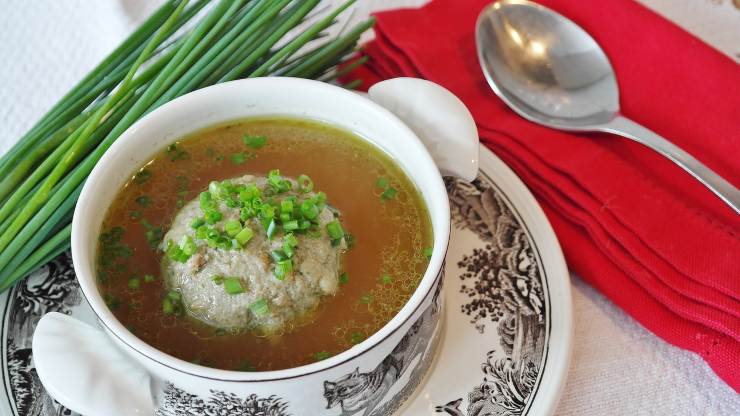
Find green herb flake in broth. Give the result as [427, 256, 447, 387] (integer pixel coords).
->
[230, 152, 247, 165]
[359, 293, 373, 304]
[243, 134, 267, 149]
[380, 274, 392, 285]
[104, 293, 121, 311]
[130, 210, 142, 220]
[424, 247, 433, 259]
[376, 177, 389, 189]
[349, 332, 365, 345]
[339, 272, 349, 285]
[166, 143, 188, 161]
[380, 187, 398, 201]
[98, 227, 132, 267]
[237, 360, 256, 372]
[132, 169, 151, 185]
[135, 195, 151, 207]
[128, 278, 141, 290]
[141, 219, 163, 249]
[212, 275, 224, 285]
[314, 351, 332, 361]
[143, 274, 156, 283]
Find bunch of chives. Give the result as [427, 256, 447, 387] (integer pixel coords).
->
[0, 0, 373, 291]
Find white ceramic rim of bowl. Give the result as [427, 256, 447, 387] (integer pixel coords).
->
[71, 77, 450, 382]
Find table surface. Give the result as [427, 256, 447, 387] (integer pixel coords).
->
[1, 1, 739, 415]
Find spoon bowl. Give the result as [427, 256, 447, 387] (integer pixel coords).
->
[476, 0, 740, 213]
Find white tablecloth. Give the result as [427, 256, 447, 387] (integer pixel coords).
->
[1, 1, 738, 414]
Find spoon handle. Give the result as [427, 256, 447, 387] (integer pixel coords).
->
[600, 115, 740, 215]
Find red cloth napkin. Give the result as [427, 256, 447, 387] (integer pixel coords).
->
[348, 0, 740, 390]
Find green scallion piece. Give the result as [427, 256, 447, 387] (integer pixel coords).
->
[381, 187, 398, 200]
[230, 152, 246, 165]
[128, 277, 141, 290]
[297, 174, 313, 193]
[270, 250, 287, 262]
[326, 220, 344, 241]
[339, 272, 348, 285]
[204, 209, 222, 224]
[266, 219, 277, 240]
[212, 275, 224, 285]
[424, 247, 433, 259]
[190, 217, 205, 229]
[274, 259, 292, 280]
[283, 220, 299, 232]
[300, 199, 319, 220]
[135, 195, 151, 207]
[376, 177, 389, 189]
[249, 298, 269, 316]
[284, 232, 298, 247]
[380, 274, 392, 285]
[180, 235, 197, 256]
[133, 169, 152, 185]
[235, 226, 254, 246]
[162, 298, 175, 314]
[314, 351, 332, 361]
[223, 219, 242, 237]
[243, 134, 267, 149]
[280, 199, 293, 214]
[143, 274, 155, 283]
[223, 277, 244, 295]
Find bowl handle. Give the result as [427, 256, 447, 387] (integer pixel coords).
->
[32, 312, 154, 415]
[367, 77, 480, 182]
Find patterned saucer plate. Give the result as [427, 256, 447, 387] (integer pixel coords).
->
[0, 145, 572, 416]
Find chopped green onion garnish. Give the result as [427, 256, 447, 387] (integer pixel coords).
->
[180, 235, 197, 256]
[271, 250, 288, 262]
[223, 277, 244, 295]
[339, 272, 349, 285]
[135, 195, 151, 207]
[249, 299, 269, 316]
[130, 210, 142, 220]
[167, 290, 182, 301]
[283, 220, 299, 232]
[162, 298, 175, 314]
[190, 217, 205, 229]
[243, 134, 267, 149]
[143, 274, 155, 283]
[200, 191, 216, 210]
[128, 278, 140, 290]
[204, 210, 222, 224]
[212, 275, 224, 285]
[380, 274, 392, 285]
[424, 247, 433, 259]
[376, 177, 389, 189]
[223, 220, 242, 237]
[230, 152, 247, 165]
[281, 199, 294, 214]
[166, 240, 188, 263]
[284, 233, 298, 247]
[315, 191, 327, 209]
[381, 187, 398, 200]
[298, 174, 314, 193]
[266, 219, 277, 240]
[300, 200, 319, 220]
[235, 227, 254, 246]
[314, 351, 332, 361]
[274, 259, 293, 280]
[326, 220, 344, 242]
[283, 243, 294, 258]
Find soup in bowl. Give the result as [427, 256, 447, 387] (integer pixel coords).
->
[33, 77, 478, 415]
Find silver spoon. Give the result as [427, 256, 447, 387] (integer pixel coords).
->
[476, 0, 740, 214]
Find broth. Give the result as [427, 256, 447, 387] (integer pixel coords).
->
[96, 117, 433, 371]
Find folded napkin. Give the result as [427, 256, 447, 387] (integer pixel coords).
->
[347, 0, 740, 390]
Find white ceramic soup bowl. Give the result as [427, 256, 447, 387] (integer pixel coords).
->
[32, 77, 479, 415]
